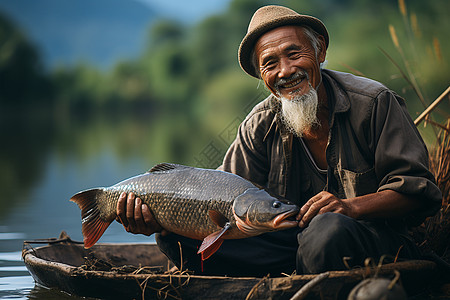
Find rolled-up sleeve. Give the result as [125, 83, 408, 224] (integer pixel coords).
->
[373, 91, 442, 224]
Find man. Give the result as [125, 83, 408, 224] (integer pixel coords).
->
[116, 5, 442, 276]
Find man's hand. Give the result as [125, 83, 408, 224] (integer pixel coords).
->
[296, 191, 354, 228]
[116, 192, 169, 236]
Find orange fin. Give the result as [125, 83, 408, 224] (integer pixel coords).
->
[197, 223, 231, 260]
[70, 189, 112, 248]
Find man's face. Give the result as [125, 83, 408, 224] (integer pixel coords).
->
[254, 26, 326, 100]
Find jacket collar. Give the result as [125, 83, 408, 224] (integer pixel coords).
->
[322, 69, 351, 114]
[321, 69, 351, 129]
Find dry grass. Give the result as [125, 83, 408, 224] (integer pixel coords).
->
[382, 0, 450, 262]
[412, 120, 450, 261]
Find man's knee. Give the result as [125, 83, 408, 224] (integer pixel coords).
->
[300, 212, 357, 246]
[297, 212, 360, 273]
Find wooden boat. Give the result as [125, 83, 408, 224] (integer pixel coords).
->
[22, 232, 439, 300]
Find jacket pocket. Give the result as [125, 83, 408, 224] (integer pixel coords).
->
[337, 165, 378, 198]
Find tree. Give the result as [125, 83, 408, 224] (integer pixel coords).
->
[0, 12, 51, 108]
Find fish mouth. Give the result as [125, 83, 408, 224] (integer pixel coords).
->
[272, 210, 299, 229]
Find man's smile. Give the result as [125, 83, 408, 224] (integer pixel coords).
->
[275, 72, 309, 97]
[280, 76, 304, 89]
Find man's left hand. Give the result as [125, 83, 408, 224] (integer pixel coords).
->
[296, 191, 355, 228]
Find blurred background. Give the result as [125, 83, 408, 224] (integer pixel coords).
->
[0, 0, 448, 298]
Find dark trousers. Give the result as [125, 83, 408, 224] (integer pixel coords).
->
[156, 212, 421, 277]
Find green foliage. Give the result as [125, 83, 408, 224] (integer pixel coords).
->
[145, 40, 192, 103]
[0, 11, 51, 109]
[2, 0, 449, 164]
[198, 69, 269, 135]
[148, 20, 185, 46]
[0, 0, 447, 217]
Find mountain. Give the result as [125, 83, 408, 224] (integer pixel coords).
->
[0, 0, 158, 69]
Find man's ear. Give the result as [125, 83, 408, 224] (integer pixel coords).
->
[317, 35, 327, 64]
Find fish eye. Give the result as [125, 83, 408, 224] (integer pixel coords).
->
[272, 201, 282, 208]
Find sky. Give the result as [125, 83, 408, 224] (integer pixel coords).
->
[0, 0, 232, 69]
[135, 0, 231, 24]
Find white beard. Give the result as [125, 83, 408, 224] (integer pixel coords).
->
[279, 84, 320, 137]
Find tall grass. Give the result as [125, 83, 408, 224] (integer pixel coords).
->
[426, 124, 450, 259]
[386, 0, 450, 261]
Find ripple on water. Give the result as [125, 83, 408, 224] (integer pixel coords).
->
[0, 275, 34, 299]
[0, 233, 26, 241]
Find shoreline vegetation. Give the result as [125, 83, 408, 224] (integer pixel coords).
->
[1, 0, 449, 265]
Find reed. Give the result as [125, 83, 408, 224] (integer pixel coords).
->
[409, 120, 450, 263]
[381, 1, 450, 262]
[423, 121, 450, 260]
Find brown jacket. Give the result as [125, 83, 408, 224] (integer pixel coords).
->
[220, 69, 442, 226]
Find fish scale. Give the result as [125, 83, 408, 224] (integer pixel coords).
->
[71, 163, 299, 260]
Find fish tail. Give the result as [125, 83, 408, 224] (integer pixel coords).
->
[70, 189, 112, 249]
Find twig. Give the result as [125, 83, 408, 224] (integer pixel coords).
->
[422, 117, 450, 132]
[378, 46, 427, 109]
[339, 62, 366, 77]
[388, 270, 401, 290]
[414, 86, 450, 126]
[245, 275, 269, 300]
[394, 246, 403, 263]
[178, 241, 183, 272]
[289, 272, 330, 300]
[388, 24, 427, 109]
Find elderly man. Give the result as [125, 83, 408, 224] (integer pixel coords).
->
[116, 5, 442, 276]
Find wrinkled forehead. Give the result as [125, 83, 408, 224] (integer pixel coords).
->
[254, 25, 312, 61]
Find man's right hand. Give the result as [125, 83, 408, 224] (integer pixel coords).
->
[116, 192, 169, 236]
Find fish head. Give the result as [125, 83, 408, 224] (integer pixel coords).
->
[233, 188, 299, 236]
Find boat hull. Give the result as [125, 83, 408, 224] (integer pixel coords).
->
[22, 233, 439, 300]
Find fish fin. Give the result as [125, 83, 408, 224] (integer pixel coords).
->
[197, 223, 231, 260]
[148, 163, 190, 173]
[201, 239, 224, 261]
[208, 210, 229, 228]
[70, 189, 112, 249]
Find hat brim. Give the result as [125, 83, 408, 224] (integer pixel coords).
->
[238, 15, 329, 79]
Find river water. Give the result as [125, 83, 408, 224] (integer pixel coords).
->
[0, 149, 160, 299]
[0, 109, 231, 299]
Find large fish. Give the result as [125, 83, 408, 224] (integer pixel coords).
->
[71, 163, 299, 260]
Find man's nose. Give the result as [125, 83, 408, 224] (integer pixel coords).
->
[278, 58, 296, 79]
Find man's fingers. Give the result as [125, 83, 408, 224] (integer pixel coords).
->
[141, 203, 153, 224]
[297, 194, 320, 222]
[297, 193, 322, 219]
[116, 192, 128, 227]
[299, 192, 346, 228]
[298, 193, 330, 227]
[299, 203, 321, 228]
[117, 193, 167, 236]
[134, 197, 146, 232]
[126, 193, 137, 230]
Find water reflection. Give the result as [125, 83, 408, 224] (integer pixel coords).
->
[0, 276, 34, 299]
[0, 107, 232, 299]
[0, 249, 31, 300]
[27, 285, 91, 300]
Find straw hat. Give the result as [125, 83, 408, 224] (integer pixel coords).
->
[238, 5, 329, 78]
